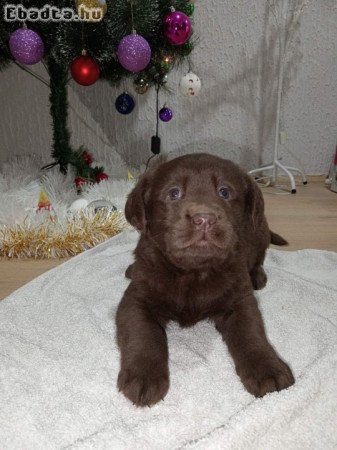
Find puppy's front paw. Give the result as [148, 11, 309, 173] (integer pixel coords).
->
[118, 366, 169, 407]
[238, 355, 294, 397]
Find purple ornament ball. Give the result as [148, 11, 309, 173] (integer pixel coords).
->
[9, 28, 44, 65]
[159, 107, 173, 122]
[117, 34, 151, 72]
[163, 11, 192, 46]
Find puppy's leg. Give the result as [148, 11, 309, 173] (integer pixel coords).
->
[214, 295, 294, 397]
[116, 287, 169, 407]
[125, 262, 135, 279]
[249, 265, 267, 290]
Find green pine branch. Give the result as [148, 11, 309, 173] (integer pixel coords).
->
[0, 0, 196, 183]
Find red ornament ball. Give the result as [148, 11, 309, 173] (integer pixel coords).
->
[82, 150, 93, 165]
[71, 55, 100, 86]
[75, 176, 86, 188]
[96, 172, 109, 183]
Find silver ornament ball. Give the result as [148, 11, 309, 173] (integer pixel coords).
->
[86, 199, 117, 216]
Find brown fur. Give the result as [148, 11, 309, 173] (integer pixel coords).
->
[116, 153, 294, 407]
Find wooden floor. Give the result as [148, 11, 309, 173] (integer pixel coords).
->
[0, 178, 336, 300]
[263, 178, 337, 252]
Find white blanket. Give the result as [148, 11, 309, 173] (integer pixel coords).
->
[1, 230, 337, 449]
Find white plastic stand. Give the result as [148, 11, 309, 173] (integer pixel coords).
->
[249, 0, 307, 194]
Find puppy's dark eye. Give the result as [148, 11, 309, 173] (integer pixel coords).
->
[218, 186, 231, 199]
[168, 188, 181, 200]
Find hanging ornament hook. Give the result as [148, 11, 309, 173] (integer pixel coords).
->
[128, 0, 136, 33]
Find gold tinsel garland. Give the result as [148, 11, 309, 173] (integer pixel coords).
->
[0, 211, 127, 259]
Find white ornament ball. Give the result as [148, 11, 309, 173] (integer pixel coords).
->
[69, 198, 89, 213]
[179, 72, 201, 97]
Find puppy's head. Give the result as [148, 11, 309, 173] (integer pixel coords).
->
[125, 153, 264, 270]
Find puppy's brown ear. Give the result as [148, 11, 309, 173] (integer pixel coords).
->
[125, 171, 152, 231]
[244, 174, 265, 230]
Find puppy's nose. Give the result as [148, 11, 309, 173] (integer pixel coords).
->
[192, 213, 217, 231]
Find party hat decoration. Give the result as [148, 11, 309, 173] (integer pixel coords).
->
[37, 190, 52, 212]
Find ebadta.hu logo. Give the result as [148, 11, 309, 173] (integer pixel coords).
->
[4, 1, 107, 22]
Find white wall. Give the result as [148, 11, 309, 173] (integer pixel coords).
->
[0, 1, 337, 174]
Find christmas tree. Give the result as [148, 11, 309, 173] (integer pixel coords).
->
[0, 0, 195, 183]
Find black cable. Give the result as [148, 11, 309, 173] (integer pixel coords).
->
[150, 83, 161, 156]
[155, 83, 160, 137]
[145, 154, 156, 171]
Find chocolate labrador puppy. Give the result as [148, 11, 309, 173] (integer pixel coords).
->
[116, 153, 294, 407]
